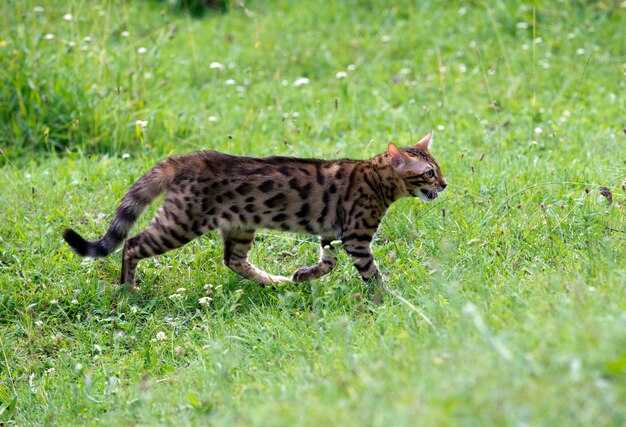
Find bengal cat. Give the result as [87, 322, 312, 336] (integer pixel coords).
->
[63, 132, 446, 299]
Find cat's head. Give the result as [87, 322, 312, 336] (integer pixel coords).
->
[388, 131, 447, 202]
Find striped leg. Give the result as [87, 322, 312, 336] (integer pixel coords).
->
[292, 236, 338, 282]
[121, 196, 210, 290]
[342, 233, 384, 304]
[221, 229, 291, 285]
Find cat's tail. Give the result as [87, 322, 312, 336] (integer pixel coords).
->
[62, 158, 180, 258]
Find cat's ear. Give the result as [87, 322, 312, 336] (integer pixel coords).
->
[388, 142, 409, 169]
[414, 131, 433, 152]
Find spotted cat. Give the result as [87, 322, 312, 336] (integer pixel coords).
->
[63, 131, 446, 297]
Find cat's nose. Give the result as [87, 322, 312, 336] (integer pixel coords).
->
[440, 183, 447, 190]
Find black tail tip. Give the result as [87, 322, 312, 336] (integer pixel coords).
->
[62, 228, 91, 257]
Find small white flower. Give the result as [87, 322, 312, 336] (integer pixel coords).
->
[459, 64, 467, 73]
[121, 31, 130, 37]
[381, 35, 391, 43]
[459, 7, 467, 15]
[168, 293, 183, 301]
[204, 284, 214, 292]
[144, 72, 153, 79]
[33, 6, 44, 13]
[281, 79, 289, 86]
[335, 71, 348, 79]
[199, 296, 213, 306]
[576, 48, 585, 55]
[35, 320, 43, 326]
[534, 127, 543, 135]
[210, 61, 224, 70]
[225, 79, 236, 85]
[292, 77, 310, 87]
[71, 299, 78, 304]
[137, 47, 147, 54]
[156, 331, 167, 341]
[25, 173, 32, 179]
[93, 344, 102, 352]
[399, 67, 411, 75]
[208, 116, 218, 122]
[67, 41, 76, 47]
[567, 32, 576, 39]
[135, 120, 148, 128]
[83, 36, 92, 42]
[44, 33, 55, 40]
[347, 64, 357, 71]
[437, 125, 445, 131]
[533, 37, 542, 44]
[45, 367, 55, 376]
[130, 305, 138, 313]
[63, 13, 73, 21]
[516, 22, 529, 29]
[75, 363, 84, 371]
[175, 346, 185, 356]
[291, 112, 300, 118]
[521, 43, 529, 50]
[176, 287, 186, 293]
[50, 299, 58, 305]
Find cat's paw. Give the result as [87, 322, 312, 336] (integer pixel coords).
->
[292, 266, 315, 282]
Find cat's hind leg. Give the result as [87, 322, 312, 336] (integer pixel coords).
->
[292, 236, 338, 282]
[121, 197, 209, 290]
[221, 229, 291, 285]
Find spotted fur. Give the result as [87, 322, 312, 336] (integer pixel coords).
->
[63, 132, 446, 296]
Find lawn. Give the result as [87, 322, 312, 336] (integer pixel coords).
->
[1, 0, 625, 425]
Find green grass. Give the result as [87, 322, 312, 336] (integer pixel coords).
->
[1, 0, 626, 425]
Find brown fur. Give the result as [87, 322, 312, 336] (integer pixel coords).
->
[63, 133, 446, 300]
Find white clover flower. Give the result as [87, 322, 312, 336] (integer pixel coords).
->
[156, 331, 167, 341]
[168, 293, 183, 301]
[437, 125, 445, 131]
[75, 363, 83, 371]
[521, 43, 529, 51]
[459, 7, 467, 15]
[71, 299, 78, 304]
[135, 120, 148, 129]
[292, 77, 310, 87]
[281, 79, 289, 86]
[50, 299, 58, 305]
[130, 305, 138, 313]
[33, 6, 45, 13]
[121, 31, 130, 37]
[347, 64, 357, 71]
[336, 71, 348, 79]
[533, 37, 542, 44]
[63, 13, 73, 21]
[459, 64, 467, 73]
[175, 346, 185, 355]
[576, 48, 585, 55]
[291, 112, 300, 118]
[208, 116, 218, 122]
[567, 32, 576, 39]
[137, 47, 147, 54]
[45, 367, 55, 376]
[25, 173, 32, 179]
[83, 36, 92, 43]
[381, 35, 391, 43]
[516, 22, 529, 29]
[204, 284, 214, 292]
[225, 79, 236, 85]
[210, 61, 224, 70]
[67, 41, 76, 47]
[534, 127, 543, 135]
[199, 296, 213, 306]
[176, 287, 186, 293]
[35, 320, 43, 326]
[44, 33, 55, 40]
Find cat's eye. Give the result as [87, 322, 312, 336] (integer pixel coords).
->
[425, 170, 435, 178]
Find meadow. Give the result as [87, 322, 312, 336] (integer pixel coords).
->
[1, 0, 625, 425]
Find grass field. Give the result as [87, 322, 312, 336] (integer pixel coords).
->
[1, 0, 626, 425]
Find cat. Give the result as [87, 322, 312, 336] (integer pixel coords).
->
[63, 131, 446, 300]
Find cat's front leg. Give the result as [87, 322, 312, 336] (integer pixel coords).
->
[292, 236, 338, 282]
[342, 234, 385, 304]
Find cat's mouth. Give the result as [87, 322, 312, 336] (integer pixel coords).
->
[417, 189, 438, 201]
